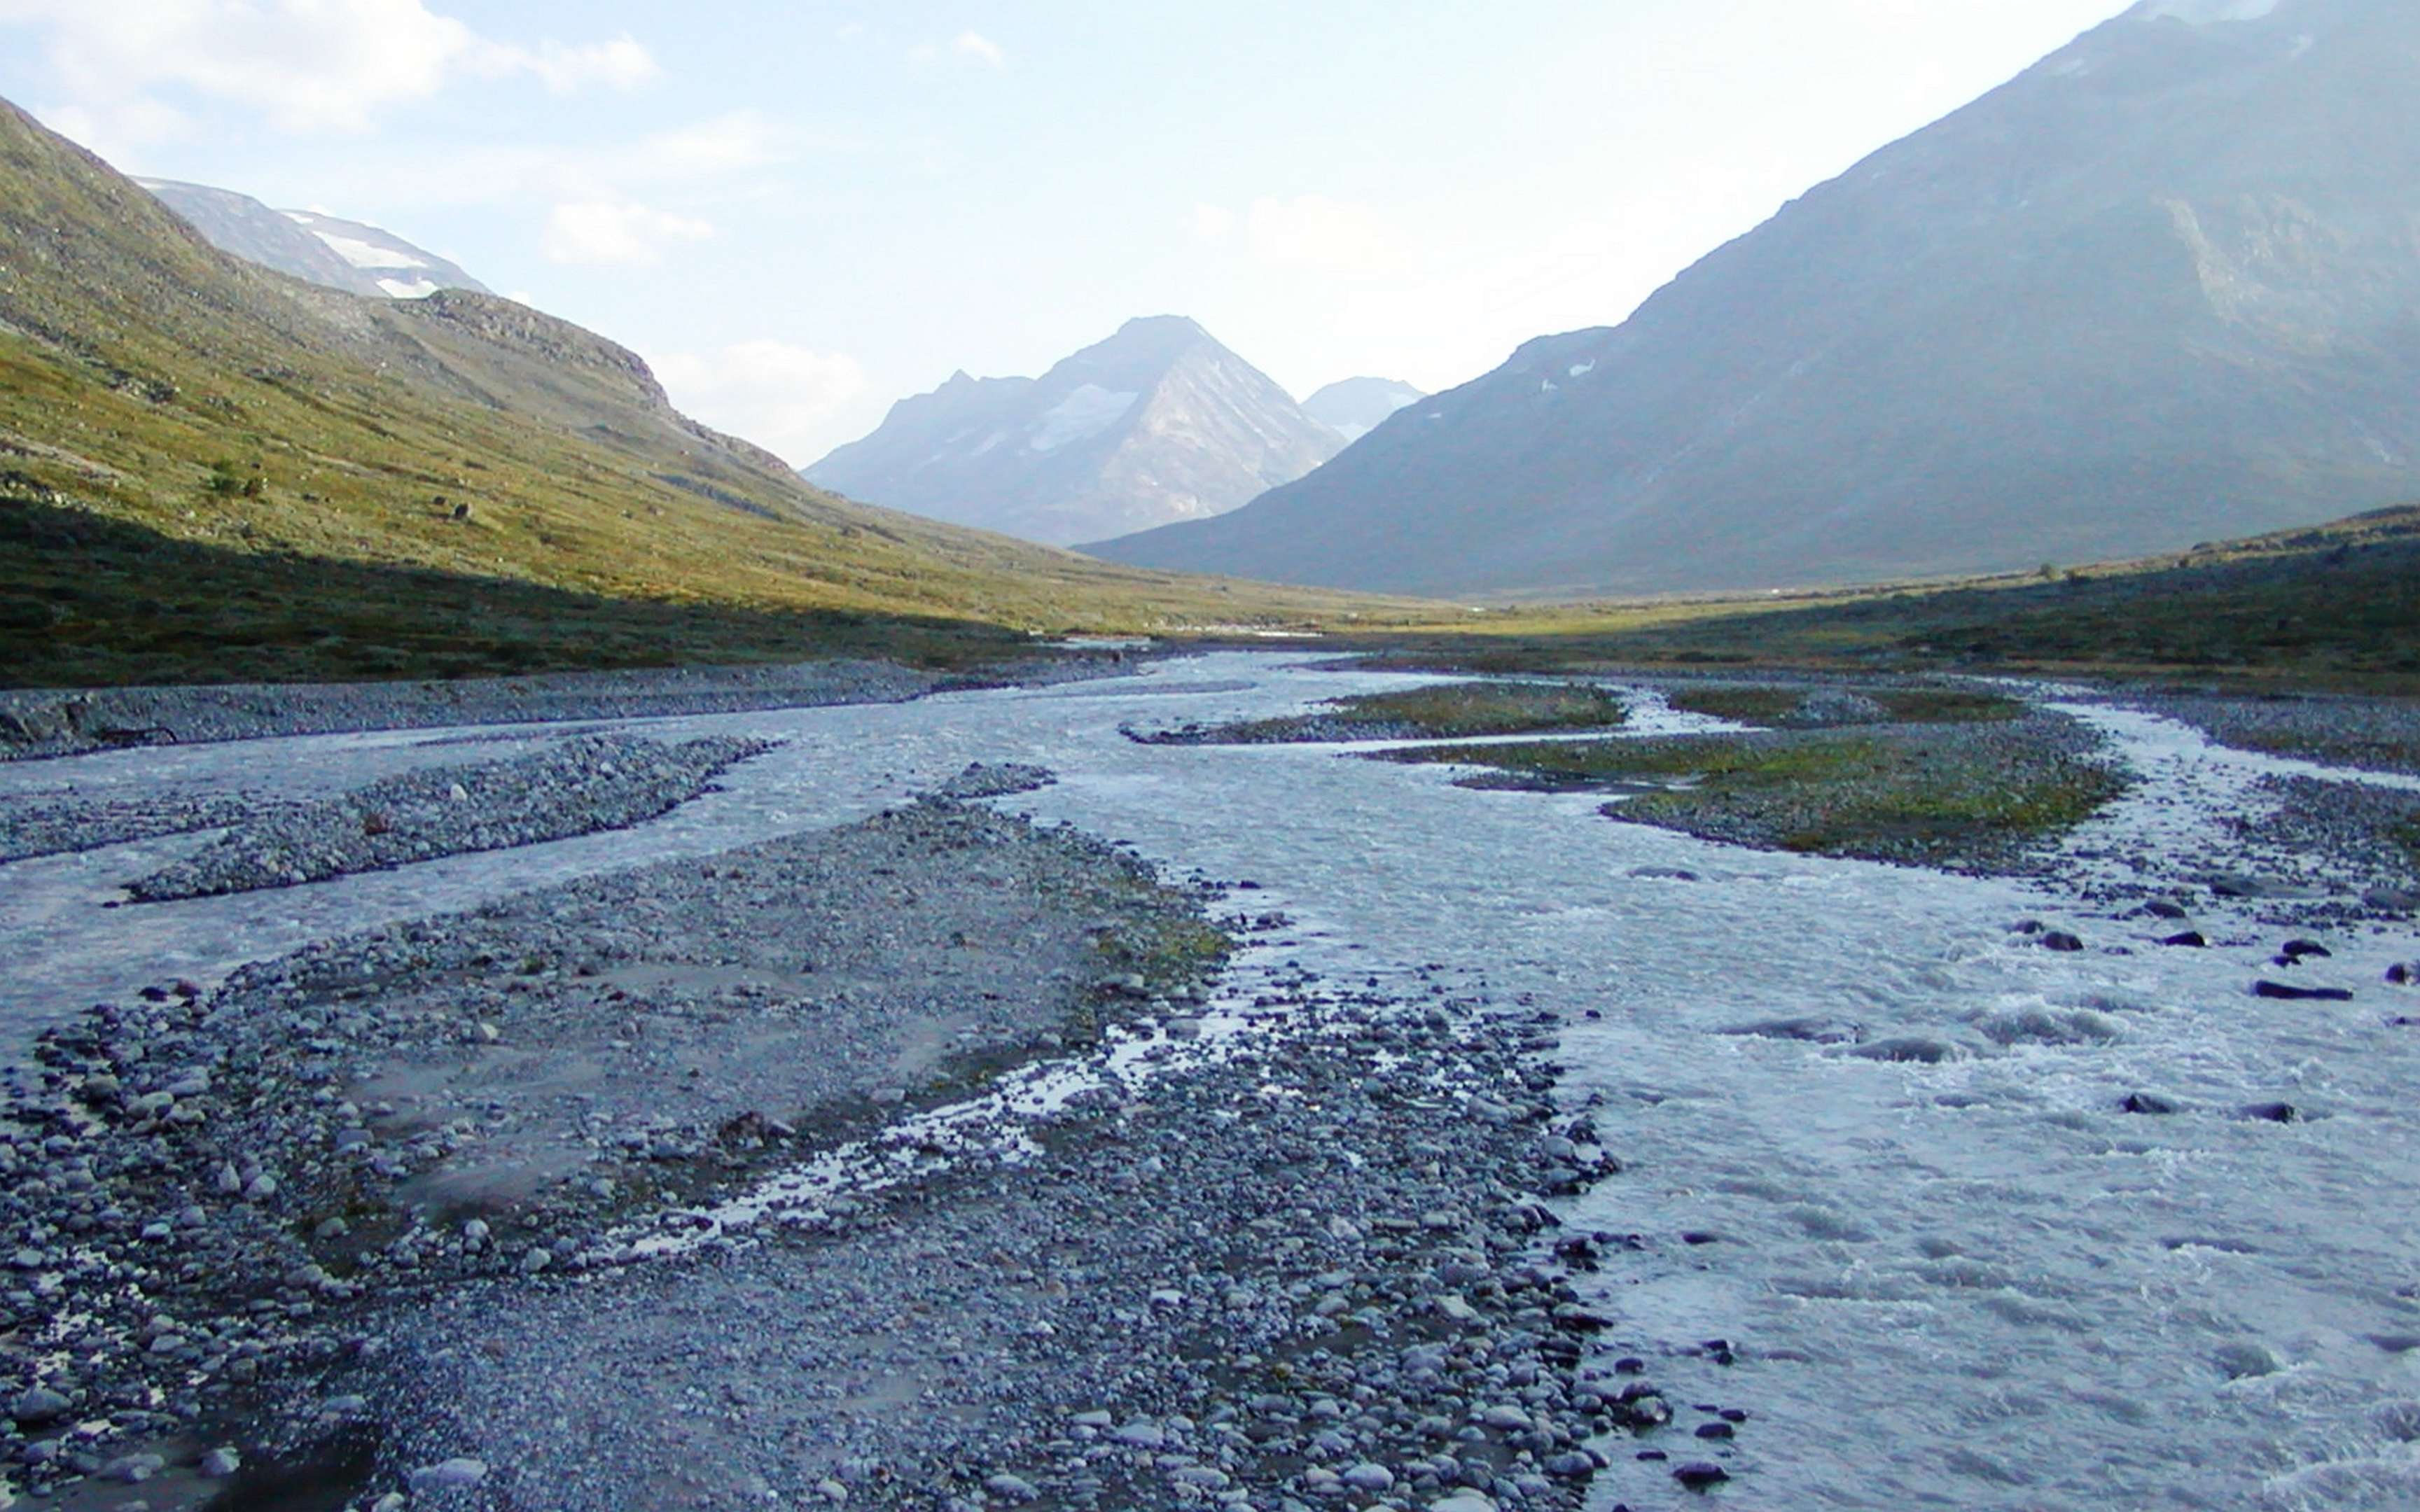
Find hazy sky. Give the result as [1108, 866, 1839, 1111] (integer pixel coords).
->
[0, 0, 2139, 464]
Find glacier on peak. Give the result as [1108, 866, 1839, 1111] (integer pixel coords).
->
[1027, 385, 1138, 453]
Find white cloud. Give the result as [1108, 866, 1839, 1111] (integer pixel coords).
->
[541, 201, 714, 266]
[1190, 203, 1236, 240]
[340, 111, 800, 211]
[954, 30, 1006, 67]
[511, 36, 660, 94]
[910, 29, 1007, 68]
[29, 96, 189, 167]
[621, 113, 789, 181]
[0, 0, 656, 134]
[1244, 195, 1403, 272]
[651, 341, 869, 465]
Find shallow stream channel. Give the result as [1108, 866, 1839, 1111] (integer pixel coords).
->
[4, 652, 2419, 1510]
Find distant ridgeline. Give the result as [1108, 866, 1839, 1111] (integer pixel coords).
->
[1087, 0, 2420, 597]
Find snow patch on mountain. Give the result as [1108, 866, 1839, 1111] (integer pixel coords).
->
[141, 179, 489, 301]
[1029, 385, 1137, 453]
[310, 227, 431, 272]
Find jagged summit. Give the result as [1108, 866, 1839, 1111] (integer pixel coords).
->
[1092, 0, 2420, 597]
[806, 318, 1342, 547]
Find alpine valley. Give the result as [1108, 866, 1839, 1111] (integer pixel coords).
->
[15, 7, 2420, 1512]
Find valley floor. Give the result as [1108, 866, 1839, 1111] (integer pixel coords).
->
[3, 654, 2419, 1511]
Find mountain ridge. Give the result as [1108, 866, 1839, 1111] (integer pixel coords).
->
[138, 177, 489, 300]
[1088, 0, 2420, 596]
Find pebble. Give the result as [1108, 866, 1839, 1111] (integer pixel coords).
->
[12, 1385, 71, 1424]
[2254, 981, 2353, 1002]
[407, 1457, 491, 1491]
[100, 1453, 166, 1483]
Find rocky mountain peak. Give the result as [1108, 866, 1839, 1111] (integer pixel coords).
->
[806, 318, 1342, 547]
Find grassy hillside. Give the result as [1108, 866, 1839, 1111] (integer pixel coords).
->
[0, 100, 1416, 686]
[0, 501, 1047, 685]
[1333, 506, 2420, 692]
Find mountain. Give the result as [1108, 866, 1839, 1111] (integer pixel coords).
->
[805, 316, 1345, 547]
[132, 179, 383, 296]
[137, 178, 489, 301]
[278, 207, 491, 300]
[1089, 0, 2420, 598]
[0, 100, 1393, 687]
[1302, 377, 1425, 444]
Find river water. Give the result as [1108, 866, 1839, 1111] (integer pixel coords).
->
[3, 652, 2417, 1510]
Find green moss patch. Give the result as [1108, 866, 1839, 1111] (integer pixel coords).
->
[1665, 683, 2025, 726]
[1146, 680, 1625, 745]
[1377, 722, 2127, 871]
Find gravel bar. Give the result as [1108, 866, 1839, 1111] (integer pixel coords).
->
[0, 795, 1253, 1506]
[0, 650, 1141, 762]
[123, 734, 774, 902]
[2120, 690, 2420, 776]
[362, 983, 1636, 1512]
[0, 790, 271, 864]
[0, 791, 1644, 1511]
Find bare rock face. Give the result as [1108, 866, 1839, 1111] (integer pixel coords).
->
[1090, 0, 2420, 596]
[806, 316, 1344, 547]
